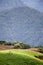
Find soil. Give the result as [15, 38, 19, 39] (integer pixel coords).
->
[35, 56, 43, 60]
[0, 45, 14, 50]
[0, 46, 39, 51]
[28, 48, 39, 52]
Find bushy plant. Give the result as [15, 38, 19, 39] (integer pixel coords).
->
[38, 48, 43, 53]
[0, 41, 6, 45]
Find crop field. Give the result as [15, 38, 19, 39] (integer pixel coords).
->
[0, 49, 43, 65]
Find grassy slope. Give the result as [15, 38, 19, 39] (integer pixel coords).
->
[0, 49, 43, 65]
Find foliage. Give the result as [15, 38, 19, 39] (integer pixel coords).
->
[0, 41, 31, 49]
[38, 48, 43, 53]
[35, 45, 43, 48]
[0, 41, 6, 45]
[35, 45, 43, 53]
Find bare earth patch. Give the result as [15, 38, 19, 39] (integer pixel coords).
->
[35, 56, 43, 60]
[28, 48, 39, 52]
[0, 45, 14, 50]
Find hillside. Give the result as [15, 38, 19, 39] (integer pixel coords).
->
[0, 7, 43, 46]
[0, 49, 43, 65]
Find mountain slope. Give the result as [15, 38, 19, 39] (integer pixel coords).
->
[0, 50, 43, 65]
[0, 7, 43, 46]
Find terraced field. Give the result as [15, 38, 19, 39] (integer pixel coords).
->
[0, 49, 43, 65]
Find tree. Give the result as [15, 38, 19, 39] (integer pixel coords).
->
[0, 41, 6, 45]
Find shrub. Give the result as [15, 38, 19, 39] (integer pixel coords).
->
[0, 41, 6, 45]
[38, 48, 43, 53]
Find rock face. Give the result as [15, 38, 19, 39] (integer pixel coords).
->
[0, 6, 43, 46]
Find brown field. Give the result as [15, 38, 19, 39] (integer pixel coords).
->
[28, 48, 39, 52]
[0, 45, 39, 51]
[0, 45, 14, 50]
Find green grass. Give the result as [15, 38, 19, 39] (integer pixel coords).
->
[0, 49, 43, 65]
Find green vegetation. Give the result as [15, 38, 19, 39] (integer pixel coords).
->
[0, 41, 31, 49]
[0, 41, 43, 65]
[0, 41, 6, 45]
[0, 49, 43, 65]
[38, 48, 43, 53]
[35, 45, 43, 48]
[35, 45, 43, 53]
